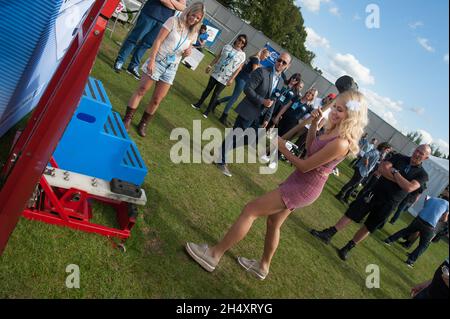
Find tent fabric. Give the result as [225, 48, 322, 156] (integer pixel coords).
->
[408, 156, 449, 216]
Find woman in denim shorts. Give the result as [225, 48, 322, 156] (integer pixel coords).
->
[123, 2, 205, 137]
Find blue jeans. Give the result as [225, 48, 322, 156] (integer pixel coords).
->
[386, 217, 435, 262]
[116, 13, 163, 71]
[390, 199, 413, 224]
[217, 77, 247, 116]
[219, 115, 256, 165]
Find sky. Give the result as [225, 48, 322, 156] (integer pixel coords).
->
[296, 0, 449, 155]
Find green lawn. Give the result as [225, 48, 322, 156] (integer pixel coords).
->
[0, 24, 447, 298]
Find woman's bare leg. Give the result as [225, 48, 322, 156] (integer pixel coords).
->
[260, 208, 292, 273]
[145, 80, 171, 115]
[128, 74, 155, 109]
[209, 189, 288, 263]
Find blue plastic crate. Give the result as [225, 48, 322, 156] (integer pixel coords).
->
[53, 77, 147, 186]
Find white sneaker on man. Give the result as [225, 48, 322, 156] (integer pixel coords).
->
[260, 155, 270, 164]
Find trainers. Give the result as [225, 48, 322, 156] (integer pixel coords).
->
[310, 228, 333, 245]
[338, 247, 350, 261]
[216, 164, 232, 177]
[405, 259, 415, 268]
[185, 242, 218, 272]
[237, 256, 268, 280]
[383, 239, 392, 246]
[191, 103, 200, 110]
[260, 155, 270, 164]
[202, 113, 208, 119]
[126, 67, 141, 80]
[113, 60, 123, 73]
[268, 162, 278, 170]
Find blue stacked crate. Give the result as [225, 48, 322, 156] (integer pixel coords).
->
[53, 77, 147, 186]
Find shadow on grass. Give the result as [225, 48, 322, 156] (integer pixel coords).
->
[140, 185, 258, 298]
[288, 213, 392, 298]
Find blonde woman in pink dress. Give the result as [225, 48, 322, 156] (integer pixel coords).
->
[186, 89, 368, 280]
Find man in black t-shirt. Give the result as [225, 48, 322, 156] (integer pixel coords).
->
[310, 144, 431, 261]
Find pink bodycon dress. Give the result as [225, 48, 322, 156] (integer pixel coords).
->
[279, 135, 345, 211]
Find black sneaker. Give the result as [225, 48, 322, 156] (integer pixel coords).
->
[338, 247, 350, 261]
[191, 103, 201, 110]
[310, 229, 333, 245]
[405, 259, 415, 268]
[126, 68, 141, 80]
[383, 239, 392, 246]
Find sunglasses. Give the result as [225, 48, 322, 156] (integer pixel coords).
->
[277, 58, 288, 65]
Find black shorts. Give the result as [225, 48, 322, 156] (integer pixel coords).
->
[345, 193, 397, 233]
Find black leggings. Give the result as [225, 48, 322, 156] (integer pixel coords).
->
[195, 76, 226, 115]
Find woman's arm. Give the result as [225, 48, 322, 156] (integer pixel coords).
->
[304, 108, 323, 152]
[160, 0, 186, 11]
[278, 137, 349, 173]
[206, 54, 222, 73]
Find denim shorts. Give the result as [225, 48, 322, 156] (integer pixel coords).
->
[141, 58, 178, 85]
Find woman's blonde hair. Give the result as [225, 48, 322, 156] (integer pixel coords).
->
[324, 90, 369, 156]
[177, 2, 206, 41]
[256, 48, 270, 59]
[303, 87, 318, 106]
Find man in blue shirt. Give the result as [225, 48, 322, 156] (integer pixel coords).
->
[336, 142, 391, 204]
[193, 24, 208, 51]
[385, 189, 449, 267]
[113, 0, 186, 79]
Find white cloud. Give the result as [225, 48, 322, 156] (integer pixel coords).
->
[409, 107, 425, 115]
[359, 88, 406, 127]
[305, 27, 331, 50]
[444, 53, 449, 64]
[435, 139, 450, 156]
[329, 6, 340, 16]
[327, 53, 375, 85]
[417, 37, 435, 52]
[406, 130, 449, 156]
[409, 21, 424, 29]
[297, 0, 330, 12]
[417, 129, 434, 144]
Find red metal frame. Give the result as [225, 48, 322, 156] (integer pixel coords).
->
[22, 158, 135, 240]
[0, 0, 120, 254]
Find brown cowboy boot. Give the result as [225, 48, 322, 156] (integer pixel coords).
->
[122, 106, 137, 131]
[137, 112, 154, 137]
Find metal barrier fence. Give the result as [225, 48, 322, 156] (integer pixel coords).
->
[116, 0, 420, 154]
[191, 0, 420, 153]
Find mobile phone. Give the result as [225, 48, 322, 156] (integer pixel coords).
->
[442, 265, 449, 277]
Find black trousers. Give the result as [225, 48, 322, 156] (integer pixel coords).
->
[195, 76, 226, 115]
[338, 168, 364, 200]
[387, 217, 436, 262]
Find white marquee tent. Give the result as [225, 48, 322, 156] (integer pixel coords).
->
[409, 155, 449, 216]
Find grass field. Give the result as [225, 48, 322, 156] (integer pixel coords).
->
[0, 24, 447, 299]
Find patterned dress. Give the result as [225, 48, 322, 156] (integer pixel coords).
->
[279, 135, 345, 210]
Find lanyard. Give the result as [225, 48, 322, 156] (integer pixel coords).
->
[173, 31, 189, 54]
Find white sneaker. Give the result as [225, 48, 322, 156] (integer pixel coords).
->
[260, 155, 270, 163]
[237, 256, 268, 280]
[268, 162, 278, 170]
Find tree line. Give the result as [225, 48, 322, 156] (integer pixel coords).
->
[407, 131, 449, 159]
[216, 0, 316, 67]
